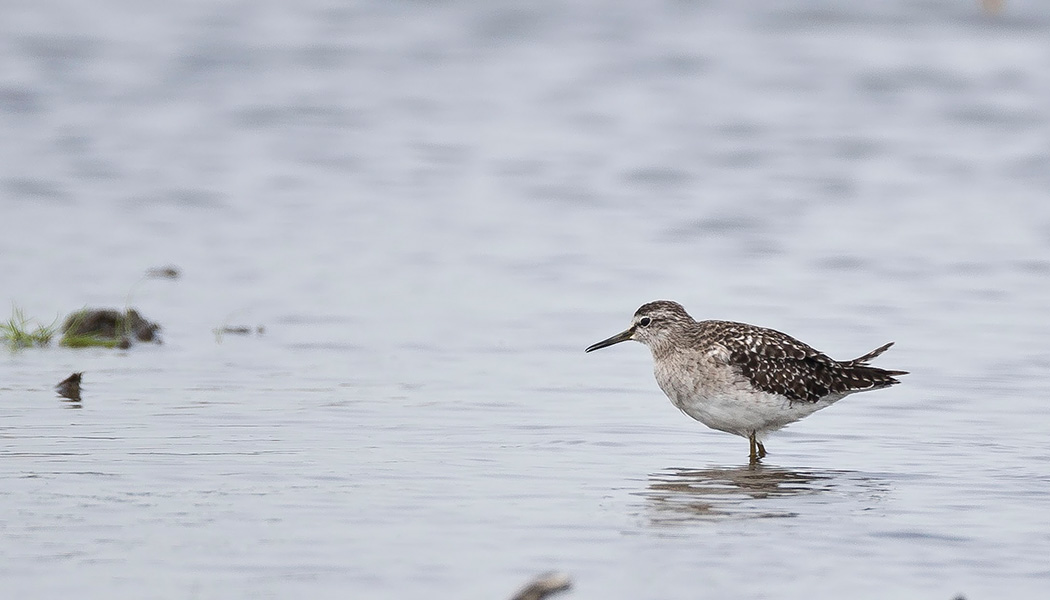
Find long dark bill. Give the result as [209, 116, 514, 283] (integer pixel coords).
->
[585, 327, 634, 353]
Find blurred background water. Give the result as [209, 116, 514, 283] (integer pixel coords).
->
[2, 1, 1050, 598]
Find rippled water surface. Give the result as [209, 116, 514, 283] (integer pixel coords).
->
[3, 1, 1050, 598]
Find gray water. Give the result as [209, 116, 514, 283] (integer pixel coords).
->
[3, 1, 1050, 598]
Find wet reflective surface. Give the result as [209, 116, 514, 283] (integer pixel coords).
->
[643, 464, 846, 522]
[3, 1, 1050, 598]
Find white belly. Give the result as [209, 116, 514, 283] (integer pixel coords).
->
[653, 357, 845, 440]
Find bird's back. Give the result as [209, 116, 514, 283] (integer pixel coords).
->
[695, 320, 907, 404]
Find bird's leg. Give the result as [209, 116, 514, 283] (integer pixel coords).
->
[748, 432, 758, 463]
[756, 440, 767, 459]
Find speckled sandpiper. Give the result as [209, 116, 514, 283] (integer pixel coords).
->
[585, 301, 907, 462]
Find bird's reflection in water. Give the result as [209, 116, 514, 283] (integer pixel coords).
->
[641, 464, 850, 524]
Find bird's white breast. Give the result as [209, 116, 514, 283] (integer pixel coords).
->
[651, 347, 840, 439]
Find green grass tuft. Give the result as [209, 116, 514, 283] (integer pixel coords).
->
[0, 307, 57, 350]
[58, 335, 123, 349]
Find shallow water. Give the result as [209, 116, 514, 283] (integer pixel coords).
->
[3, 1, 1050, 598]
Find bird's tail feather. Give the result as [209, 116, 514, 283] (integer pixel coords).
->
[845, 342, 908, 382]
[849, 342, 893, 365]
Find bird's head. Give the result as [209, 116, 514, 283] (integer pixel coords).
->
[585, 300, 694, 353]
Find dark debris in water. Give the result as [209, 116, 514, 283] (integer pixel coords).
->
[213, 324, 266, 343]
[509, 572, 572, 600]
[145, 265, 181, 279]
[219, 325, 266, 335]
[56, 371, 82, 402]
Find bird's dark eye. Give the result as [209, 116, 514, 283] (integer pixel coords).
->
[638, 317, 652, 327]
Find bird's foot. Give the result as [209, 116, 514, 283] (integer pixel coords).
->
[748, 432, 763, 463]
[748, 432, 767, 463]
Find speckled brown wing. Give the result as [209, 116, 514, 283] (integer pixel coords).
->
[708, 321, 905, 404]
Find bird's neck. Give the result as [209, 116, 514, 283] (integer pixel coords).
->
[647, 336, 681, 362]
[647, 324, 700, 361]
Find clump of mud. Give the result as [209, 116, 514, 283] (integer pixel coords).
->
[61, 308, 161, 349]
